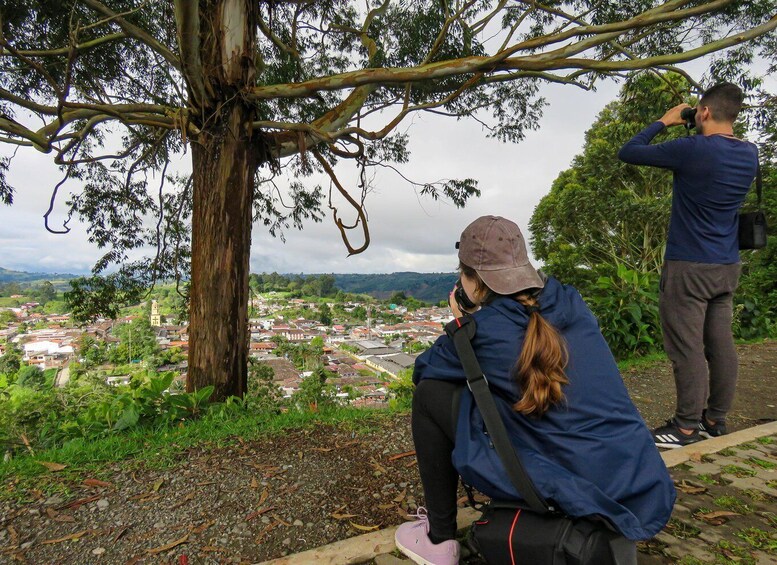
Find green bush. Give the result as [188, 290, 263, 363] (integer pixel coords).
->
[586, 263, 661, 359]
[388, 368, 414, 411]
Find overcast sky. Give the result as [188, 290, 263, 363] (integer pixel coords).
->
[1, 78, 628, 276]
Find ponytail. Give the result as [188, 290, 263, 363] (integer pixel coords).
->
[513, 295, 568, 417]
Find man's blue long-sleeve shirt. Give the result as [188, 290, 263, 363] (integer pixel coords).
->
[618, 121, 758, 263]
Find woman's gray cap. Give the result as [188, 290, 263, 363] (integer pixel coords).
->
[457, 215, 544, 295]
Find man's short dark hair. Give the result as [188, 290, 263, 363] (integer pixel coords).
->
[699, 82, 744, 123]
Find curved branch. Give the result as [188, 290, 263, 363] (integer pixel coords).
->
[312, 149, 370, 256]
[81, 0, 181, 72]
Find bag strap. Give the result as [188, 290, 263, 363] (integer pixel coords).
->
[445, 316, 552, 514]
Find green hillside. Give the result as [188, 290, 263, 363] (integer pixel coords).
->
[0, 267, 79, 287]
[333, 272, 456, 303]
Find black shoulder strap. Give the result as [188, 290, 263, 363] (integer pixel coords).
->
[445, 317, 552, 514]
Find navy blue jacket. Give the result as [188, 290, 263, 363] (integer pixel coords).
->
[618, 121, 758, 264]
[413, 277, 675, 540]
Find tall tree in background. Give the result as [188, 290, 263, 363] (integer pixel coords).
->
[530, 72, 690, 285]
[1, 1, 775, 399]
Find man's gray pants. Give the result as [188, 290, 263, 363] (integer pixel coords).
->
[659, 260, 741, 430]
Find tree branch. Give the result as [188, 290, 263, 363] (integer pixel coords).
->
[0, 32, 125, 58]
[81, 0, 181, 72]
[173, 0, 212, 109]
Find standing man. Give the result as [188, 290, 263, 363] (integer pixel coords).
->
[618, 83, 758, 448]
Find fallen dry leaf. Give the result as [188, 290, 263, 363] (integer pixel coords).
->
[349, 521, 379, 532]
[128, 492, 161, 503]
[370, 458, 387, 474]
[201, 546, 228, 553]
[696, 510, 740, 525]
[273, 515, 291, 527]
[331, 512, 358, 520]
[388, 450, 415, 462]
[312, 447, 334, 453]
[146, 533, 189, 555]
[151, 479, 164, 492]
[675, 480, 707, 495]
[255, 522, 277, 544]
[688, 452, 703, 463]
[83, 478, 113, 488]
[57, 495, 100, 510]
[393, 489, 407, 503]
[377, 504, 395, 510]
[169, 491, 196, 510]
[190, 520, 215, 535]
[41, 529, 90, 545]
[37, 461, 67, 472]
[335, 440, 360, 449]
[258, 488, 269, 506]
[245, 507, 275, 521]
[113, 525, 131, 543]
[250, 477, 260, 489]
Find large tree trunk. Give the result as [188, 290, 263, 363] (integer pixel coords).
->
[187, 104, 257, 399]
[186, 0, 260, 399]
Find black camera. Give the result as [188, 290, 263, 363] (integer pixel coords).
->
[454, 279, 477, 312]
[680, 107, 697, 130]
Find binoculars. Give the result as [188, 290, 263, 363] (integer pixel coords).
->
[680, 107, 697, 130]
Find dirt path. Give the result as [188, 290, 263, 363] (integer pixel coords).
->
[1, 340, 776, 564]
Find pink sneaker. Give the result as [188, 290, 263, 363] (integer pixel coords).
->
[394, 507, 460, 565]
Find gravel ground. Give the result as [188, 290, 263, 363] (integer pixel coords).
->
[2, 340, 776, 564]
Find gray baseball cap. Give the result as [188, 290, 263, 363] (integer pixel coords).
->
[457, 215, 544, 295]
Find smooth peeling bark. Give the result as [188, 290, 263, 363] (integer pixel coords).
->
[187, 103, 258, 399]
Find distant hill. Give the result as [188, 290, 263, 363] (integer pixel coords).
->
[0, 267, 79, 286]
[333, 272, 456, 304]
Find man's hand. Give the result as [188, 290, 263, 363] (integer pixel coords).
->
[659, 103, 692, 127]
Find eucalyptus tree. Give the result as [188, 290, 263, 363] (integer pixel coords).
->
[1, 1, 776, 400]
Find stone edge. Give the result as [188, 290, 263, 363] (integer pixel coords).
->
[257, 420, 777, 565]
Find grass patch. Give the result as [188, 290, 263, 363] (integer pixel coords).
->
[714, 495, 752, 515]
[746, 457, 776, 470]
[736, 527, 777, 552]
[737, 442, 757, 451]
[674, 463, 693, 472]
[677, 558, 708, 565]
[637, 538, 668, 556]
[714, 540, 757, 564]
[756, 436, 774, 445]
[617, 351, 667, 372]
[742, 489, 775, 503]
[697, 474, 722, 486]
[718, 448, 737, 457]
[664, 518, 701, 539]
[0, 405, 402, 500]
[721, 465, 757, 478]
[768, 480, 777, 490]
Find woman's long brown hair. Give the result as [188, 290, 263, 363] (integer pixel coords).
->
[460, 263, 568, 417]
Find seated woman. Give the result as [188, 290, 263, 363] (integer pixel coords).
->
[394, 215, 675, 565]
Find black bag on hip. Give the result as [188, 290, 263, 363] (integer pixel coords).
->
[738, 211, 767, 250]
[739, 162, 768, 250]
[470, 502, 633, 565]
